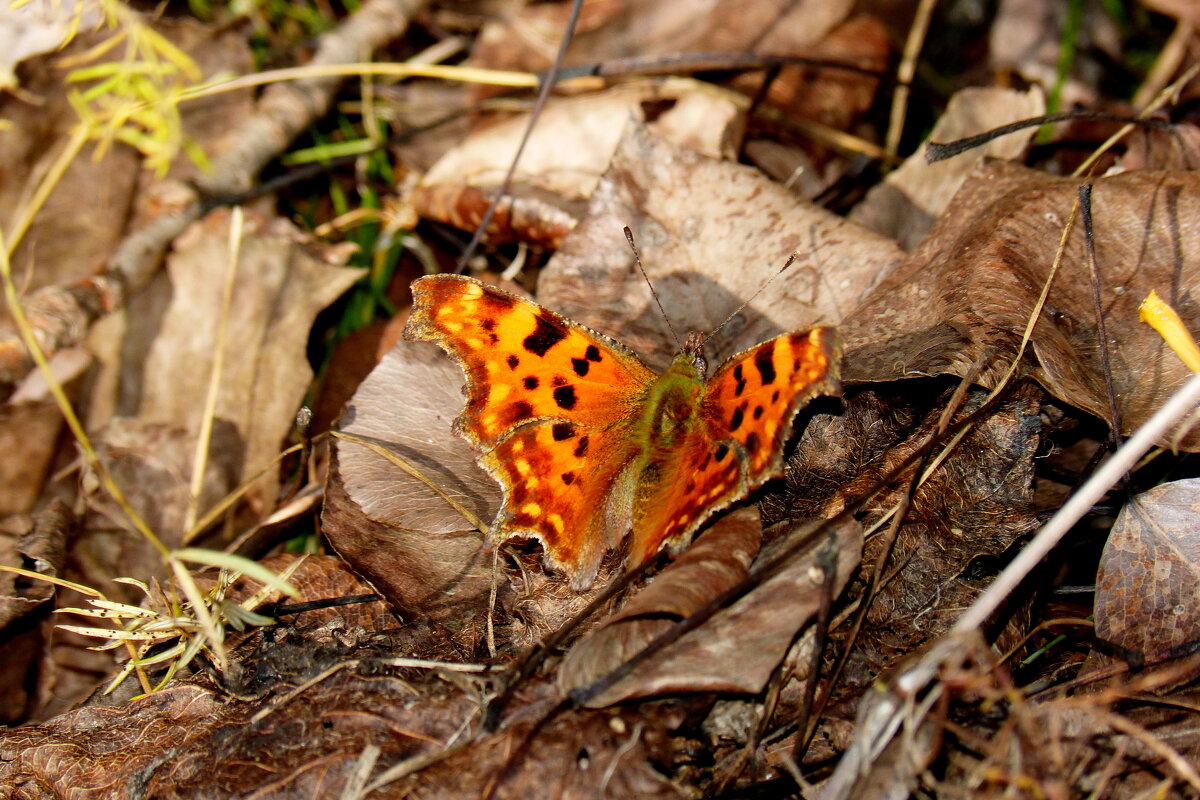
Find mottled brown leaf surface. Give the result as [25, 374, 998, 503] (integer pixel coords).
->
[843, 161, 1200, 449]
[1096, 478, 1200, 665]
[562, 510, 862, 707]
[540, 123, 903, 371]
[779, 386, 1040, 696]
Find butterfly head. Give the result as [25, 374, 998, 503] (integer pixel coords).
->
[680, 331, 708, 377]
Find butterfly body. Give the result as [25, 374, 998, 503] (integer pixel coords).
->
[403, 274, 841, 589]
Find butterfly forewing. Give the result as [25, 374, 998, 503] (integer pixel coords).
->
[702, 327, 842, 483]
[404, 274, 658, 586]
[404, 275, 657, 448]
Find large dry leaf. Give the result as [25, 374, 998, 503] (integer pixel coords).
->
[850, 85, 1046, 250]
[843, 161, 1200, 450]
[539, 122, 904, 371]
[323, 341, 495, 620]
[1096, 478, 1200, 665]
[139, 210, 361, 517]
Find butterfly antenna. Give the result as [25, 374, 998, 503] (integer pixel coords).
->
[704, 249, 803, 346]
[625, 226, 681, 348]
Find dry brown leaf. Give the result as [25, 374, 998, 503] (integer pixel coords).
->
[843, 161, 1200, 450]
[0, 501, 70, 724]
[562, 510, 862, 707]
[324, 340, 496, 621]
[138, 210, 361, 518]
[0, 397, 64, 515]
[850, 85, 1046, 250]
[0, 32, 140, 293]
[1096, 478, 1200, 666]
[411, 81, 746, 247]
[539, 123, 903, 371]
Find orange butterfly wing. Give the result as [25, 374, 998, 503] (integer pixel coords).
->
[403, 275, 657, 587]
[628, 328, 842, 566]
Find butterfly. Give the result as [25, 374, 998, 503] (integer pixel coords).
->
[403, 274, 842, 589]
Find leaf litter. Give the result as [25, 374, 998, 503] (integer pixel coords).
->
[3, 1, 1200, 799]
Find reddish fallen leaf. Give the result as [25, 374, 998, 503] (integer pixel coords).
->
[1096, 478, 1200, 667]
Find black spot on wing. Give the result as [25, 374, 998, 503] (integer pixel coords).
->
[551, 422, 576, 441]
[730, 406, 744, 432]
[753, 405, 764, 420]
[754, 343, 777, 386]
[506, 355, 520, 370]
[574, 436, 590, 458]
[585, 345, 602, 362]
[571, 357, 590, 377]
[561, 471, 575, 485]
[554, 385, 577, 410]
[523, 314, 568, 357]
[481, 319, 496, 331]
[715, 443, 729, 462]
[523, 376, 539, 390]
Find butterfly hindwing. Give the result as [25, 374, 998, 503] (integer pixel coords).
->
[483, 419, 637, 588]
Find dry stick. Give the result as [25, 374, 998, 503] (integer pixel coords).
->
[454, 0, 584, 272]
[884, 0, 936, 166]
[184, 207, 244, 534]
[0, 0, 428, 394]
[954, 370, 1200, 635]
